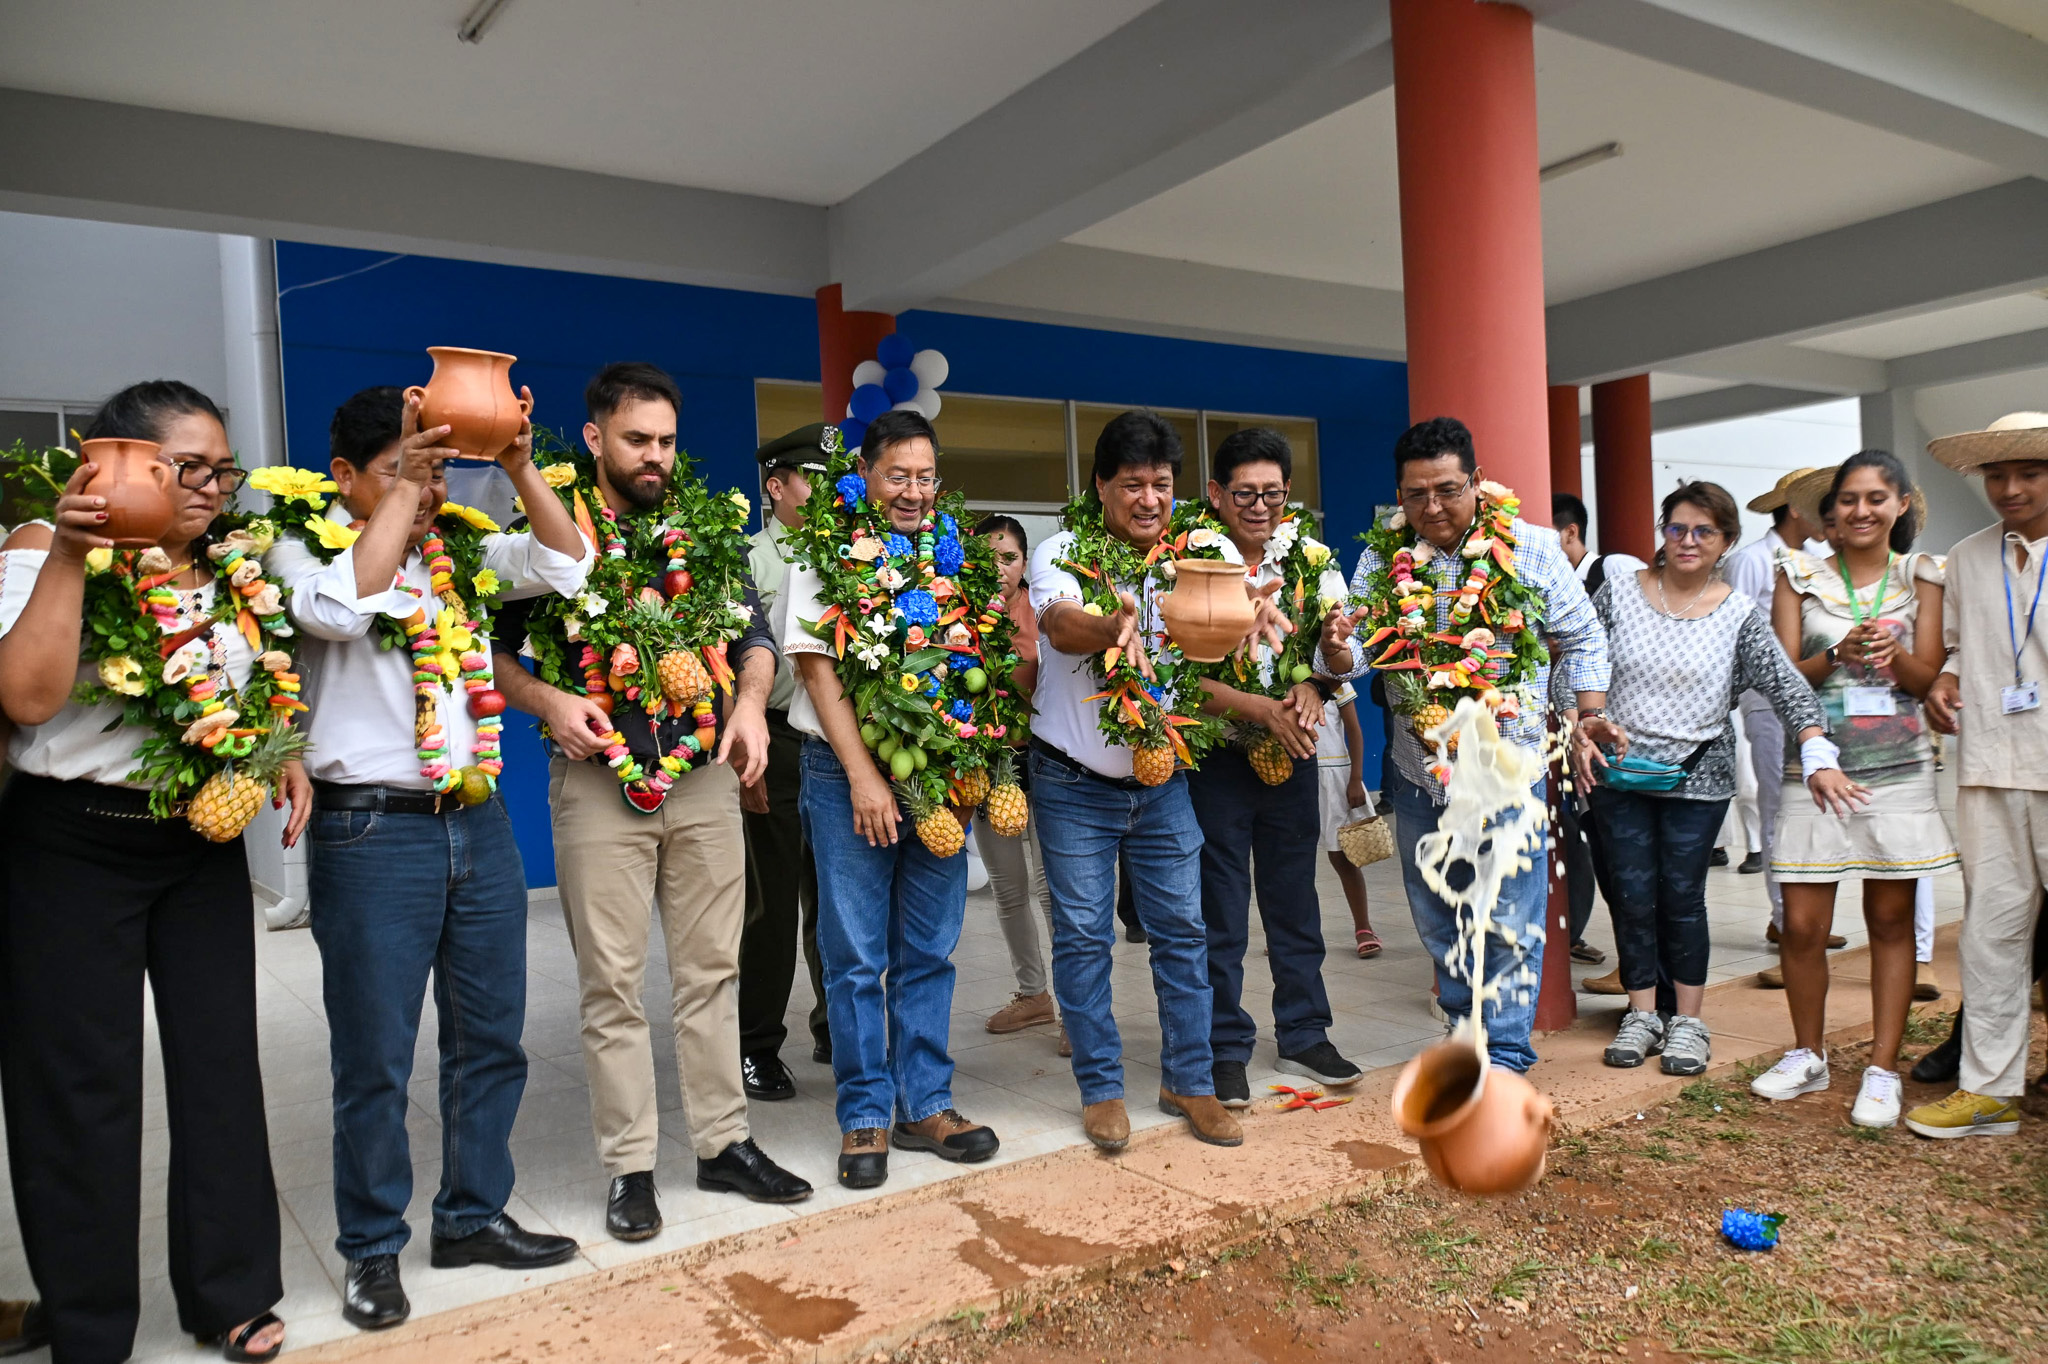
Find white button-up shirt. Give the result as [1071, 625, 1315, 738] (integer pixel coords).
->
[270, 532, 592, 787]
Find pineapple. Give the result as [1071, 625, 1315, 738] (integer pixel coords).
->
[1385, 669, 1458, 756]
[657, 648, 713, 703]
[896, 779, 966, 858]
[984, 751, 1029, 837]
[1410, 703, 1457, 754]
[187, 724, 307, 843]
[1132, 744, 1176, 787]
[952, 764, 990, 809]
[1244, 731, 1295, 786]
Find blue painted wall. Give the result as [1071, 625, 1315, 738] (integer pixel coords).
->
[275, 242, 1408, 886]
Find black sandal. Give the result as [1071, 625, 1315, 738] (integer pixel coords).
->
[198, 1311, 284, 1362]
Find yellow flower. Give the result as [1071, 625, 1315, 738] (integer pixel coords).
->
[1082, 602, 1105, 616]
[539, 463, 578, 488]
[247, 466, 339, 503]
[98, 655, 146, 696]
[1302, 539, 1330, 567]
[730, 491, 751, 513]
[472, 569, 501, 597]
[84, 547, 114, 574]
[440, 502, 500, 533]
[309, 515, 361, 551]
[901, 673, 920, 691]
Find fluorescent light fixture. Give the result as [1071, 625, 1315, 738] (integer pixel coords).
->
[1540, 141, 1622, 183]
[457, 0, 513, 44]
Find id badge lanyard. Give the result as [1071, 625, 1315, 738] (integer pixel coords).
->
[1833, 551, 1894, 643]
[2004, 539, 2048, 689]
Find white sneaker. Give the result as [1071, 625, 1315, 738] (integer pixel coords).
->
[1851, 1065, 1902, 1128]
[1751, 1047, 1830, 1100]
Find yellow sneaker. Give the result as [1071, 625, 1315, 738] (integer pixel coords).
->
[1903, 1089, 2020, 1140]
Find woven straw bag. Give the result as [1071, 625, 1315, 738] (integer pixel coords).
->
[1337, 815, 1393, 868]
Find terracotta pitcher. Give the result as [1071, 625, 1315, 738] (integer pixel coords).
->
[405, 347, 529, 463]
[79, 438, 175, 548]
[1158, 560, 1256, 662]
[1391, 1040, 1555, 1195]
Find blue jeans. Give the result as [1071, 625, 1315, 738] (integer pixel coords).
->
[1187, 745, 1332, 1062]
[1588, 788, 1727, 995]
[1029, 746, 1213, 1103]
[308, 799, 530, 1259]
[1386, 771, 1548, 1073]
[798, 741, 967, 1132]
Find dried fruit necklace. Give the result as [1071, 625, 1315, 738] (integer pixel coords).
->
[401, 526, 503, 802]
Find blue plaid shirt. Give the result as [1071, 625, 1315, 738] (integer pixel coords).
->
[1334, 517, 1609, 803]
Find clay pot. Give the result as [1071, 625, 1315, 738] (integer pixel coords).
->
[405, 347, 530, 463]
[1158, 560, 1256, 662]
[78, 438, 175, 548]
[1391, 1040, 1555, 1195]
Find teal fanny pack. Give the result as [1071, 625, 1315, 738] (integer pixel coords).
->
[1598, 744, 1707, 793]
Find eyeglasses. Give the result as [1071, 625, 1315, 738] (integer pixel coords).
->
[879, 474, 942, 493]
[1397, 476, 1473, 511]
[1661, 522, 1724, 545]
[172, 461, 247, 494]
[1225, 488, 1289, 508]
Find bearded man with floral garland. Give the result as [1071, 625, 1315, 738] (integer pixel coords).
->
[1326, 417, 1617, 1073]
[491, 363, 812, 1245]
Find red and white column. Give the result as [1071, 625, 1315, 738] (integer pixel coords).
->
[815, 284, 895, 426]
[1591, 375, 1656, 561]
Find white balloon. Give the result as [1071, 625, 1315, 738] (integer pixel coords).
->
[851, 359, 887, 389]
[845, 400, 854, 419]
[912, 386, 942, 420]
[891, 399, 921, 412]
[909, 349, 949, 389]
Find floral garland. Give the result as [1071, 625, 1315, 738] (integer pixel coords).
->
[519, 436, 758, 808]
[786, 433, 1023, 809]
[73, 515, 305, 823]
[250, 465, 507, 799]
[1353, 481, 1548, 770]
[1053, 493, 1228, 767]
[1179, 502, 1343, 699]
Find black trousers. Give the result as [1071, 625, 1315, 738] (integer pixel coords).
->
[738, 709, 826, 1056]
[0, 774, 281, 1364]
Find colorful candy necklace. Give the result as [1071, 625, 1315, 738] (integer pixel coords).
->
[400, 528, 504, 800]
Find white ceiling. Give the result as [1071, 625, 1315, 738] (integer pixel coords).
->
[0, 0, 1156, 204]
[1796, 290, 2048, 360]
[1066, 26, 2008, 303]
[1947, 0, 2048, 42]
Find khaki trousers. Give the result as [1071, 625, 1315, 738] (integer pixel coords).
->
[1956, 785, 2048, 1098]
[550, 756, 749, 1169]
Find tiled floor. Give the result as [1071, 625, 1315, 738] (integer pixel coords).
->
[0, 820, 1963, 1360]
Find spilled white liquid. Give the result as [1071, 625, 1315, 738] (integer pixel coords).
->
[1415, 698, 1549, 1059]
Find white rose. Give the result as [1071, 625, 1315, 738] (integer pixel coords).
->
[1187, 527, 1222, 549]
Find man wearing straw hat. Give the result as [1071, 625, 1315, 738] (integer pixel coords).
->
[1906, 414, 2048, 1138]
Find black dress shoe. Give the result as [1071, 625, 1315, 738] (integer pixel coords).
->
[811, 1037, 833, 1065]
[1212, 1059, 1251, 1109]
[697, 1138, 814, 1203]
[0, 1301, 49, 1358]
[1124, 924, 1149, 944]
[429, 1213, 577, 1270]
[1737, 851, 1764, 874]
[1912, 1004, 1964, 1085]
[606, 1171, 662, 1241]
[1709, 847, 1730, 867]
[742, 1052, 795, 1101]
[342, 1254, 409, 1331]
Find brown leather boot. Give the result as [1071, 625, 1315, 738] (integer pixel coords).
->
[1582, 967, 1624, 995]
[893, 1109, 1000, 1163]
[1082, 1099, 1129, 1152]
[838, 1127, 888, 1189]
[1757, 964, 1785, 989]
[1158, 1089, 1243, 1147]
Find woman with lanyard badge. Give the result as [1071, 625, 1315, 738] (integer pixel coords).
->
[1751, 452, 1958, 1127]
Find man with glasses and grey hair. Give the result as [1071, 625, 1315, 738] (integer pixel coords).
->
[1324, 417, 1616, 1074]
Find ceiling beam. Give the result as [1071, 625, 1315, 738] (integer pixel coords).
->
[1545, 0, 2048, 178]
[1659, 340, 1887, 396]
[828, 0, 1394, 314]
[1888, 325, 2048, 391]
[0, 87, 826, 296]
[1576, 383, 1827, 441]
[1545, 178, 2048, 385]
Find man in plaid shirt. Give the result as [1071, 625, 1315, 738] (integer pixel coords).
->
[1321, 418, 1616, 1071]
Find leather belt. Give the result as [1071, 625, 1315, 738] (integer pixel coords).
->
[1028, 737, 1153, 791]
[312, 780, 477, 816]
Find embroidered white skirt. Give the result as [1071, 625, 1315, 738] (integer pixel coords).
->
[1771, 764, 1958, 882]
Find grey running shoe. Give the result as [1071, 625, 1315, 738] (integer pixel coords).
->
[1660, 1014, 1712, 1076]
[1603, 1008, 1665, 1068]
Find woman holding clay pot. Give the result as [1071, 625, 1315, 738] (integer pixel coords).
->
[1751, 452, 1957, 1128]
[0, 381, 306, 1363]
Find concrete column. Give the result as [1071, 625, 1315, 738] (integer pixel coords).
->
[1548, 385, 1583, 500]
[815, 283, 895, 427]
[1861, 389, 1992, 554]
[1389, 0, 1550, 502]
[1591, 375, 1655, 560]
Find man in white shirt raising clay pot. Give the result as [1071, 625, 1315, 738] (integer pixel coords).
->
[266, 386, 592, 1332]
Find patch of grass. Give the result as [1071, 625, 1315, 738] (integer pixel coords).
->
[1903, 1008, 1955, 1046]
[1490, 1258, 1548, 1300]
[947, 1307, 986, 1331]
[1643, 1141, 1676, 1162]
[1635, 1235, 1679, 1263]
[1556, 1134, 1590, 1159]
[1925, 1255, 1975, 1284]
[1214, 1243, 1257, 1265]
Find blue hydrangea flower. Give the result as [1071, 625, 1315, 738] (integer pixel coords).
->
[1145, 683, 1167, 703]
[950, 699, 974, 722]
[896, 589, 939, 627]
[835, 473, 866, 505]
[924, 677, 942, 697]
[939, 513, 958, 536]
[1720, 1209, 1782, 1251]
[884, 533, 913, 558]
[933, 535, 964, 575]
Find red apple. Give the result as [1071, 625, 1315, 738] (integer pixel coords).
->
[468, 688, 506, 719]
[664, 569, 693, 597]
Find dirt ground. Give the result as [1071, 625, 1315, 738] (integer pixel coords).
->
[885, 1010, 2048, 1364]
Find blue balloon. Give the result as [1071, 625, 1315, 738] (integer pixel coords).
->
[876, 333, 915, 369]
[849, 383, 890, 422]
[883, 366, 920, 403]
[840, 417, 868, 450]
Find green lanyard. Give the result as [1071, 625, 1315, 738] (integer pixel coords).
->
[1834, 551, 1893, 628]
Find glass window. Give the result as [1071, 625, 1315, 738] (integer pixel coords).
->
[755, 380, 823, 448]
[1205, 412, 1320, 511]
[929, 393, 1068, 510]
[1073, 404, 1200, 502]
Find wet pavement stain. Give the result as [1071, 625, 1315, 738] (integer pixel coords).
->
[954, 1199, 1119, 1290]
[719, 1271, 860, 1344]
[1331, 1139, 1412, 1173]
